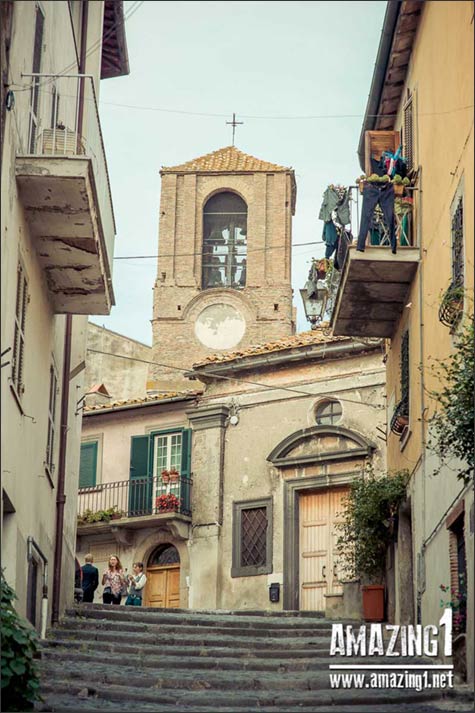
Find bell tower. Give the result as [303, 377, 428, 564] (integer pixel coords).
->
[147, 146, 296, 393]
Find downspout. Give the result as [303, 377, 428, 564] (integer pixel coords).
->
[27, 537, 48, 639]
[51, 0, 88, 624]
[416, 165, 426, 624]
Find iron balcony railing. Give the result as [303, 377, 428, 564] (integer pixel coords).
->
[78, 475, 192, 523]
[19, 72, 116, 276]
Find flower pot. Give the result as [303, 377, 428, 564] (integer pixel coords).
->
[169, 471, 179, 483]
[393, 183, 405, 196]
[362, 585, 385, 622]
[161, 472, 170, 483]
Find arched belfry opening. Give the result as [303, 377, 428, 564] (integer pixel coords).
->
[202, 192, 247, 289]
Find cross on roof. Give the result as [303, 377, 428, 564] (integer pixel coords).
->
[226, 113, 243, 146]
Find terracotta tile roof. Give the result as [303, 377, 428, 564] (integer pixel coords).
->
[161, 146, 292, 174]
[193, 329, 352, 368]
[84, 391, 201, 413]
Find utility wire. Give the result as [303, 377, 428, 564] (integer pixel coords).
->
[112, 240, 326, 260]
[86, 348, 385, 410]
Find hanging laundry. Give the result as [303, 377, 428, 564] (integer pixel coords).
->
[357, 182, 396, 254]
[318, 185, 351, 226]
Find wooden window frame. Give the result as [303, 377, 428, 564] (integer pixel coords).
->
[231, 498, 273, 578]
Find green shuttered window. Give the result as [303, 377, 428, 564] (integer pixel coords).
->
[79, 441, 98, 489]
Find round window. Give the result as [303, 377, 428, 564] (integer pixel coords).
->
[147, 544, 180, 567]
[315, 399, 342, 425]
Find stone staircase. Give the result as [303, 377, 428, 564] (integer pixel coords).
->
[35, 604, 470, 712]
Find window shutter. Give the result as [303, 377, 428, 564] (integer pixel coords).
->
[129, 435, 151, 516]
[129, 435, 150, 479]
[180, 429, 192, 515]
[180, 429, 192, 478]
[79, 442, 97, 488]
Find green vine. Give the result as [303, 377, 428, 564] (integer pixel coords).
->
[1, 573, 41, 711]
[336, 468, 409, 584]
[427, 318, 474, 483]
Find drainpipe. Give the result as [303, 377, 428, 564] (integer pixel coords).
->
[27, 537, 48, 639]
[51, 315, 72, 624]
[416, 165, 426, 624]
[51, 1, 88, 624]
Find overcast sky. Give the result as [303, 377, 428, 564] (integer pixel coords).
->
[93, 0, 386, 345]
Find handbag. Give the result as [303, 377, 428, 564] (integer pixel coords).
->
[103, 586, 112, 594]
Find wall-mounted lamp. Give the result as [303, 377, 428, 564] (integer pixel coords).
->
[300, 279, 328, 330]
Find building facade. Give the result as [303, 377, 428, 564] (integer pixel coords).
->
[147, 146, 297, 393]
[331, 0, 473, 680]
[78, 332, 386, 614]
[1, 0, 128, 629]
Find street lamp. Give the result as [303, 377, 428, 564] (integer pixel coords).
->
[300, 279, 328, 330]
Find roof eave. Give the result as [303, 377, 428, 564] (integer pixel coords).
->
[190, 339, 381, 381]
[83, 393, 199, 417]
[357, 0, 402, 171]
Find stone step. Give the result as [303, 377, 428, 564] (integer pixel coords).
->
[46, 627, 335, 650]
[38, 659, 447, 696]
[35, 690, 462, 713]
[41, 637, 332, 658]
[39, 648, 434, 673]
[55, 616, 334, 639]
[64, 605, 333, 630]
[69, 603, 327, 620]
[36, 678, 444, 710]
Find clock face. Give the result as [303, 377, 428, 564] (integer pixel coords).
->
[195, 304, 246, 350]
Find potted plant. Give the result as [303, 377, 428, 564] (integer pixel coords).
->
[336, 468, 409, 622]
[169, 467, 180, 484]
[155, 493, 180, 513]
[161, 469, 170, 484]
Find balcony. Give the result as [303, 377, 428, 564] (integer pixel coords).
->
[15, 74, 115, 315]
[330, 190, 419, 338]
[77, 475, 192, 543]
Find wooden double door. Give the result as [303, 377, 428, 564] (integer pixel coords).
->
[145, 563, 180, 608]
[299, 487, 348, 611]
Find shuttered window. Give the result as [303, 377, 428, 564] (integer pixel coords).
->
[403, 94, 414, 171]
[29, 3, 45, 153]
[12, 262, 28, 397]
[232, 499, 273, 577]
[400, 330, 410, 417]
[45, 364, 58, 474]
[451, 197, 464, 288]
[79, 441, 98, 489]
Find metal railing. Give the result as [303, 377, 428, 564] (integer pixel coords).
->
[78, 475, 192, 522]
[21, 73, 116, 277]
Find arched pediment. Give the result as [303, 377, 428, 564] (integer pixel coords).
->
[267, 425, 375, 467]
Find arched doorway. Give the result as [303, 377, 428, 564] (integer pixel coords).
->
[145, 544, 181, 608]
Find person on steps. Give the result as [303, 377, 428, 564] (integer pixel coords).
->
[125, 562, 147, 606]
[102, 554, 126, 605]
[81, 553, 99, 603]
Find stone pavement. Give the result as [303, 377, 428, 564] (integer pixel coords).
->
[35, 605, 473, 712]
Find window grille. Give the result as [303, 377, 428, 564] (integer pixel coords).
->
[45, 365, 58, 473]
[12, 263, 28, 396]
[400, 330, 410, 415]
[403, 95, 414, 172]
[241, 507, 268, 567]
[202, 192, 247, 289]
[148, 544, 180, 567]
[451, 197, 464, 288]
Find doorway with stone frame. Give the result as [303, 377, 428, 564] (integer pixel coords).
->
[145, 543, 181, 608]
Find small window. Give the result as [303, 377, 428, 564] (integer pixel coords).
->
[45, 364, 58, 475]
[79, 441, 98, 489]
[315, 399, 342, 425]
[232, 498, 273, 577]
[12, 262, 28, 397]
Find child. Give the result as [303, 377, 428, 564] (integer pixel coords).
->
[125, 562, 147, 606]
